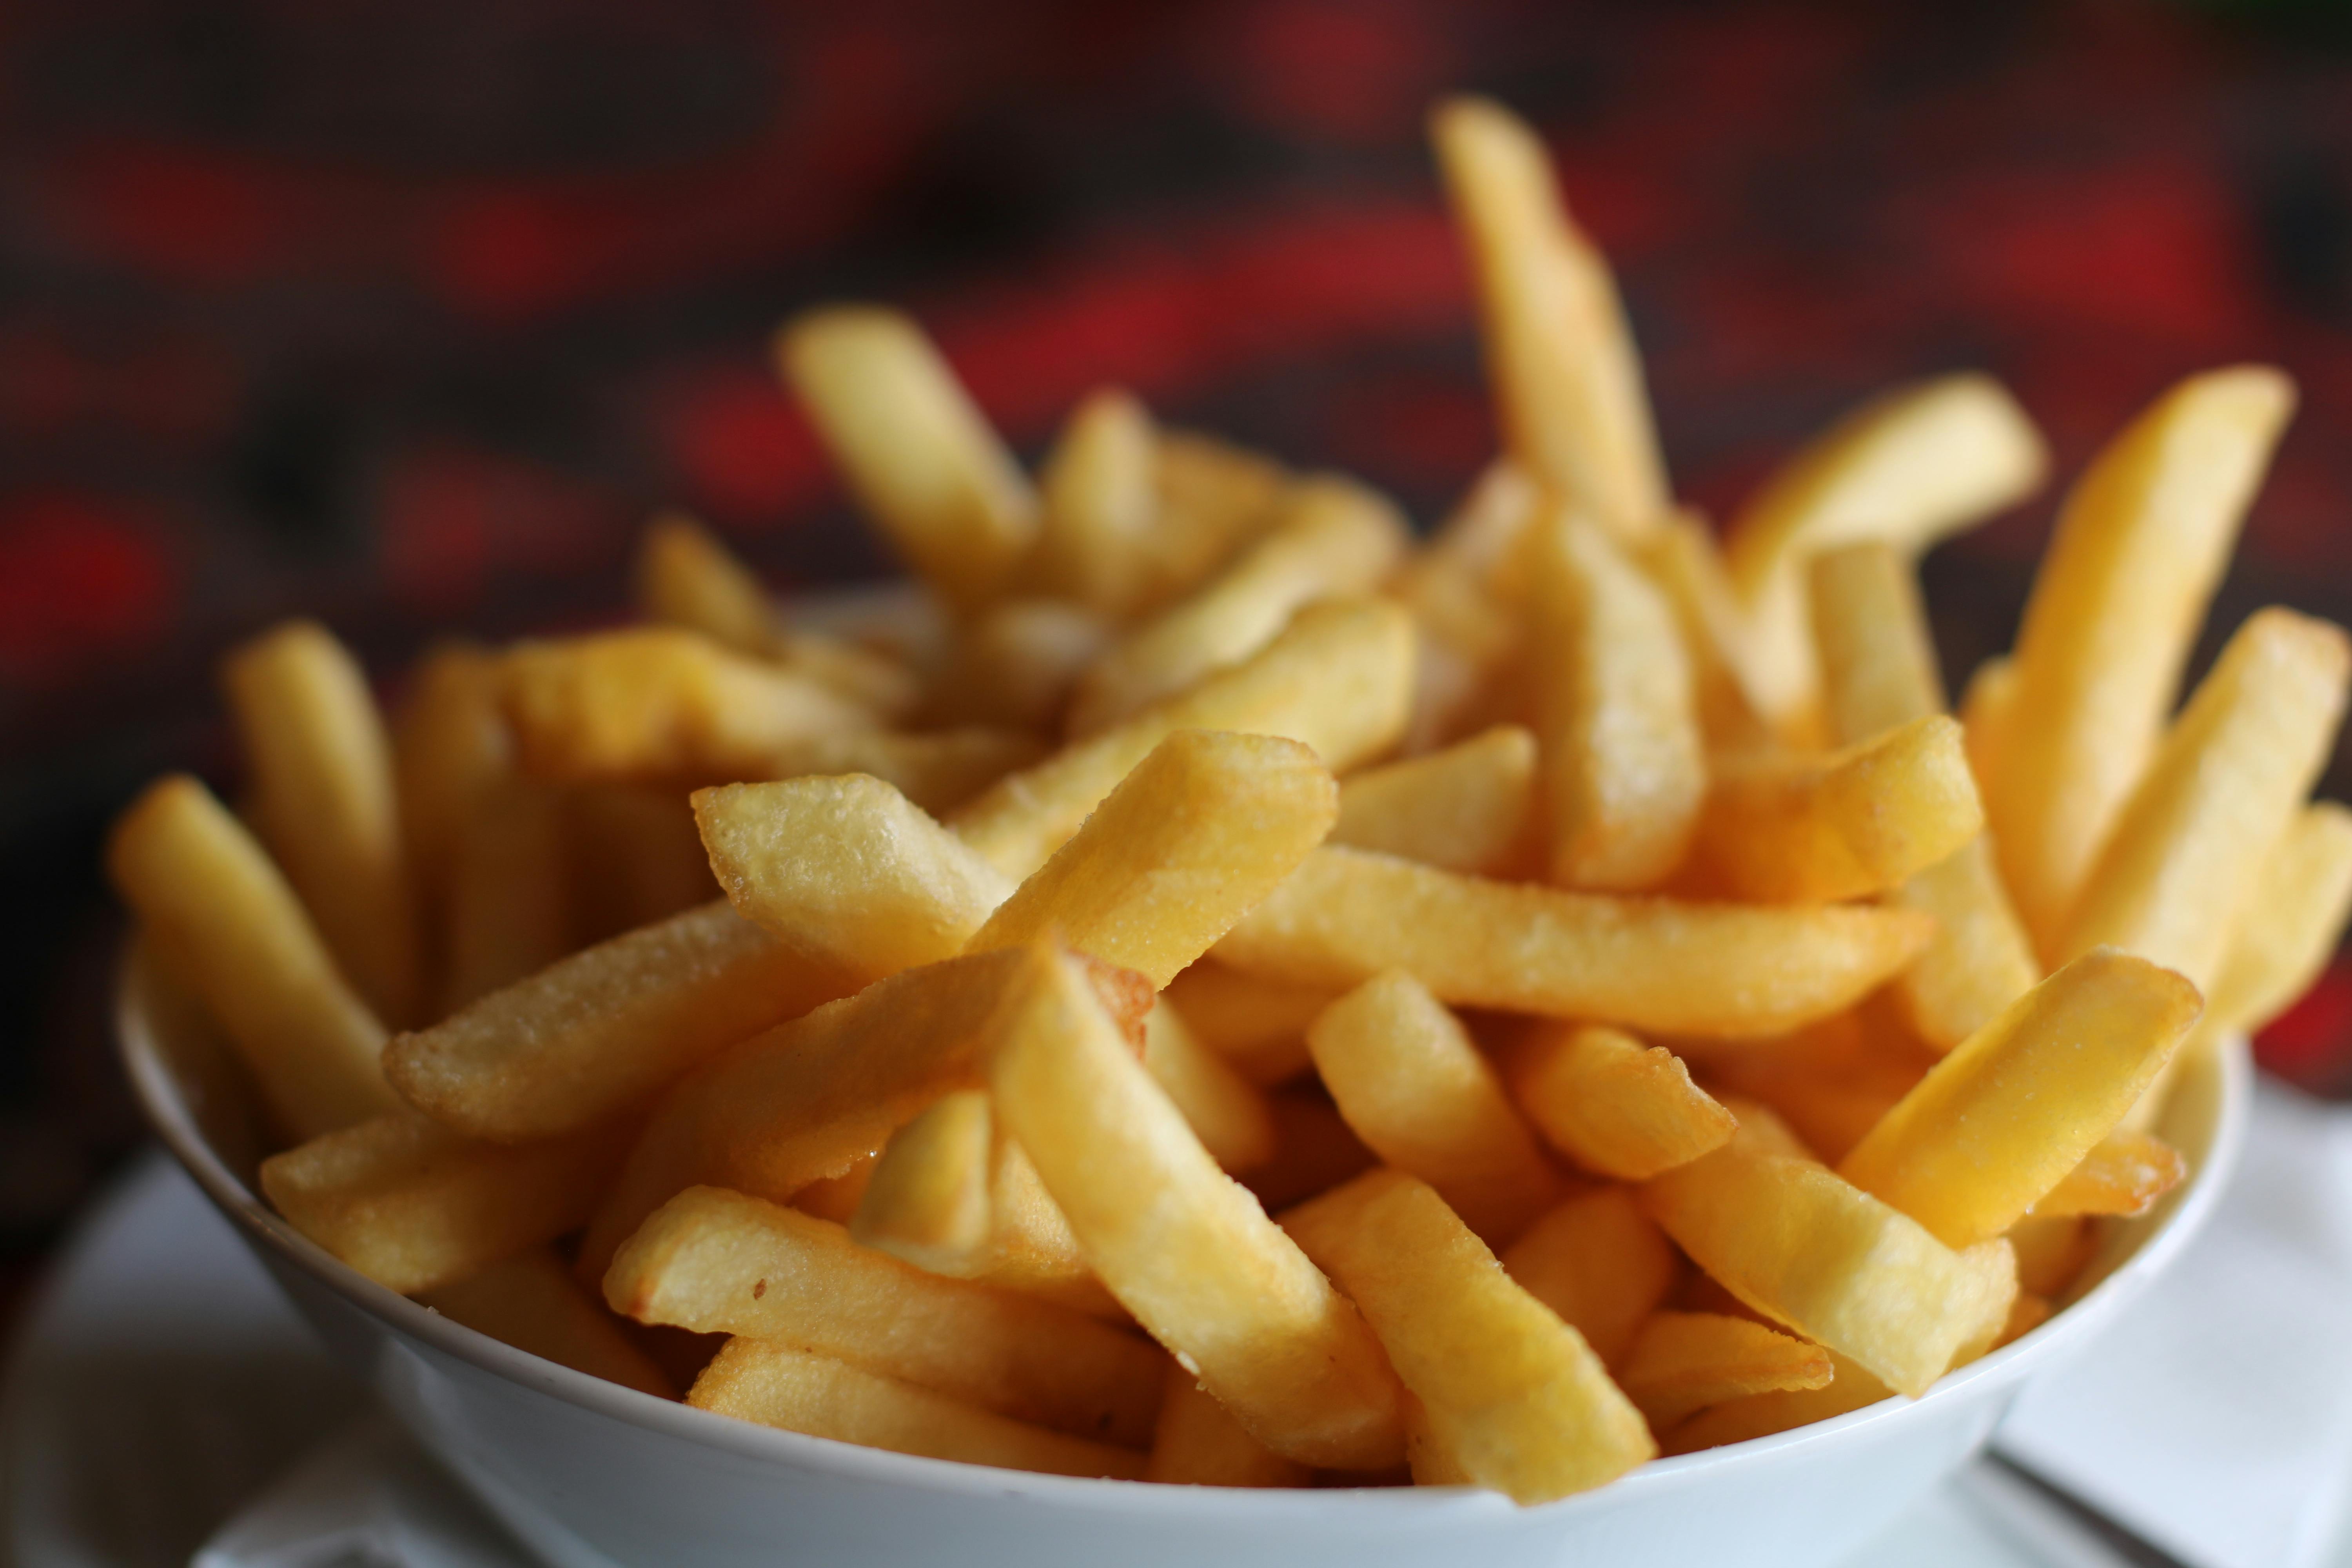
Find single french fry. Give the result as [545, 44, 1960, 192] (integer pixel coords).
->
[1161, 962, 1335, 1086]
[1032, 388, 1159, 616]
[564, 784, 715, 940]
[691, 1341, 1146, 1480]
[1615, 1311, 1833, 1432]
[419, 1247, 674, 1398]
[224, 620, 422, 1026]
[1960, 655, 2014, 799]
[1284, 1169, 1655, 1504]
[1724, 375, 2048, 729]
[2205, 803, 2352, 1034]
[109, 775, 397, 1139]
[440, 776, 572, 1014]
[1430, 96, 1668, 541]
[1985, 368, 2296, 947]
[636, 512, 778, 656]
[950, 598, 1414, 880]
[608, 1185, 1163, 1445]
[261, 1110, 632, 1295]
[393, 642, 513, 941]
[1241, 1090, 1381, 1214]
[1147, 1363, 1311, 1487]
[1136, 429, 1292, 616]
[1504, 1023, 1735, 1181]
[2027, 1131, 2187, 1220]
[747, 728, 1045, 817]
[851, 1090, 995, 1272]
[989, 946, 1405, 1470]
[922, 599, 1110, 731]
[777, 306, 1038, 611]
[1499, 1187, 1679, 1368]
[2009, 1215, 2096, 1299]
[1638, 514, 1770, 750]
[1306, 971, 1562, 1245]
[1662, 1349, 1893, 1454]
[1216, 846, 1935, 1039]
[1146, 1002, 1278, 1173]
[1333, 725, 1538, 875]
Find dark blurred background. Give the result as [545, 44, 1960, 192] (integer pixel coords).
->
[4, 0, 2351, 1324]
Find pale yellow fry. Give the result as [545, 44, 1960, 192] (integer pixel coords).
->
[1067, 474, 1410, 734]
[1960, 654, 2015, 802]
[440, 776, 572, 1015]
[2206, 803, 2352, 1034]
[1987, 368, 2296, 947]
[921, 599, 1109, 731]
[1137, 430, 1292, 617]
[609, 1185, 1163, 1445]
[1216, 845, 1935, 1039]
[1638, 513, 1771, 750]
[2060, 607, 2350, 988]
[950, 598, 1414, 880]
[1145, 1001, 1278, 1173]
[746, 728, 1044, 817]
[1662, 1349, 1891, 1454]
[419, 1248, 674, 1398]
[990, 947, 1405, 1470]
[1306, 971, 1562, 1246]
[1529, 507, 1705, 890]
[1032, 387, 1159, 615]
[393, 642, 512, 940]
[109, 775, 396, 1139]
[1500, 1187, 1678, 1368]
[1724, 374, 2048, 728]
[1332, 724, 1537, 875]
[1161, 962, 1334, 1087]
[1430, 96, 1668, 541]
[966, 730, 1336, 987]
[225, 619, 421, 1026]
[777, 306, 1037, 611]
[1615, 1311, 1833, 1432]
[1284, 1169, 1655, 1504]
[1390, 465, 1537, 755]
[1146, 1364, 1310, 1487]
[1839, 951, 2201, 1249]
[636, 511, 777, 655]
[851, 1089, 995, 1273]
[2027, 1131, 2187, 1220]
[1505, 1023, 1735, 1181]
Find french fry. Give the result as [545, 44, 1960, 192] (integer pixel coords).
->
[1331, 725, 1537, 875]
[1137, 430, 1292, 616]
[261, 1110, 632, 1294]
[1503, 1023, 1736, 1181]
[1638, 514, 1770, 750]
[607, 1185, 1163, 1444]
[1960, 654, 2014, 797]
[1613, 1311, 1833, 1432]
[2027, 1131, 2187, 1220]
[393, 642, 512, 942]
[1161, 962, 1334, 1086]
[1215, 845, 1935, 1038]
[440, 775, 572, 1013]
[976, 1133, 1125, 1319]
[793, 1155, 876, 1224]
[224, 620, 422, 1026]
[1528, 508, 1705, 890]
[1723, 374, 2048, 729]
[636, 511, 779, 657]
[1390, 468, 1535, 754]
[419, 1247, 675, 1398]
[1662, 1350, 1892, 1454]
[1146, 1002, 1278, 1173]
[989, 946, 1406, 1470]
[2203, 803, 2352, 1034]
[1031, 388, 1159, 616]
[922, 599, 1110, 731]
[1146, 1364, 1311, 1487]
[950, 598, 1414, 880]
[1402, 1392, 1474, 1486]
[1241, 1090, 1381, 1214]
[1430, 96, 1668, 541]
[1696, 715, 1984, 904]
[747, 728, 1045, 816]
[1305, 971, 1563, 1245]
[109, 775, 397, 1138]
[1984, 368, 2296, 947]
[851, 1090, 995, 1272]
[777, 306, 1038, 611]
[1499, 1186, 1679, 1368]
[1283, 1169, 1655, 1504]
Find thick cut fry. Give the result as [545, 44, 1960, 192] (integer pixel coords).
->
[2059, 608, 2351, 988]
[1662, 1350, 1893, 1454]
[224, 620, 421, 1026]
[608, 1185, 1163, 1445]
[636, 512, 777, 656]
[261, 1111, 631, 1295]
[1614, 1311, 1833, 1432]
[2203, 803, 2352, 1034]
[1306, 971, 1561, 1246]
[694, 775, 1014, 982]
[967, 730, 1336, 987]
[2027, 1132, 2187, 1220]
[1839, 951, 2201, 1248]
[1146, 1364, 1310, 1487]
[1068, 475, 1410, 734]
[109, 775, 396, 1139]
[1724, 375, 2048, 728]
[777, 307, 1038, 611]
[1431, 97, 1667, 541]
[1639, 514, 1769, 749]
[851, 1090, 995, 1272]
[921, 599, 1109, 731]
[1698, 715, 1984, 904]
[440, 777, 572, 1014]
[989, 947, 1405, 1470]
[691, 1341, 1146, 1479]
[1161, 962, 1334, 1086]
[419, 1248, 674, 1398]
[1284, 1169, 1655, 1504]
[1528, 510, 1705, 890]
[1499, 1187, 1679, 1368]
[385, 900, 855, 1143]
[1505, 1023, 1735, 1181]
[1145, 1002, 1278, 1173]
[950, 598, 1414, 879]
[747, 728, 1044, 817]
[1332, 725, 1537, 875]
[1216, 846, 1935, 1039]
[1986, 368, 2296, 946]
[1032, 388, 1159, 615]
[393, 642, 513, 935]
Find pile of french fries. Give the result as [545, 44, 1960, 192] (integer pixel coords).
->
[108, 95, 2352, 1507]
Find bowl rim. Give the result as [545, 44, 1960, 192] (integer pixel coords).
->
[115, 949, 2252, 1518]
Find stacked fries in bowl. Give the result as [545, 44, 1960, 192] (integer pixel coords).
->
[108, 95, 2343, 1568]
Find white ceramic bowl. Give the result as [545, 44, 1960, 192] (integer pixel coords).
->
[117, 950, 2248, 1568]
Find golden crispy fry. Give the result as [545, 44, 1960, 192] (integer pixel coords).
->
[564, 784, 715, 940]
[989, 947, 1405, 1470]
[2008, 1215, 2096, 1299]
[777, 307, 1038, 611]
[109, 775, 396, 1138]
[393, 642, 512, 940]
[1662, 1349, 1892, 1454]
[2205, 803, 2352, 1034]
[1638, 513, 1770, 750]
[747, 728, 1045, 817]
[1161, 962, 1334, 1086]
[1331, 725, 1537, 876]
[1504, 1023, 1735, 1181]
[951, 599, 1414, 879]
[1614, 1310, 1833, 1431]
[1430, 97, 1667, 541]
[1032, 388, 1159, 615]
[1985, 368, 2296, 946]
[922, 599, 1110, 731]
[1305, 971, 1562, 1246]
[1499, 1187, 1678, 1368]
[261, 1110, 631, 1294]
[1241, 1091, 1381, 1214]
[691, 1340, 1145, 1479]
[608, 1185, 1163, 1444]
[2027, 1131, 2187, 1220]
[636, 512, 779, 656]
[224, 619, 422, 1026]
[1145, 1002, 1278, 1173]
[1724, 375, 2048, 729]
[385, 900, 853, 1143]
[967, 730, 1336, 987]
[1137, 430, 1292, 617]
[1146, 1363, 1311, 1487]
[1697, 715, 1984, 904]
[419, 1247, 674, 1397]
[1528, 508, 1705, 890]
[851, 1090, 995, 1272]
[1216, 845, 1935, 1038]
[1283, 1169, 1655, 1504]
[1960, 654, 2014, 798]
[439, 775, 572, 1014]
